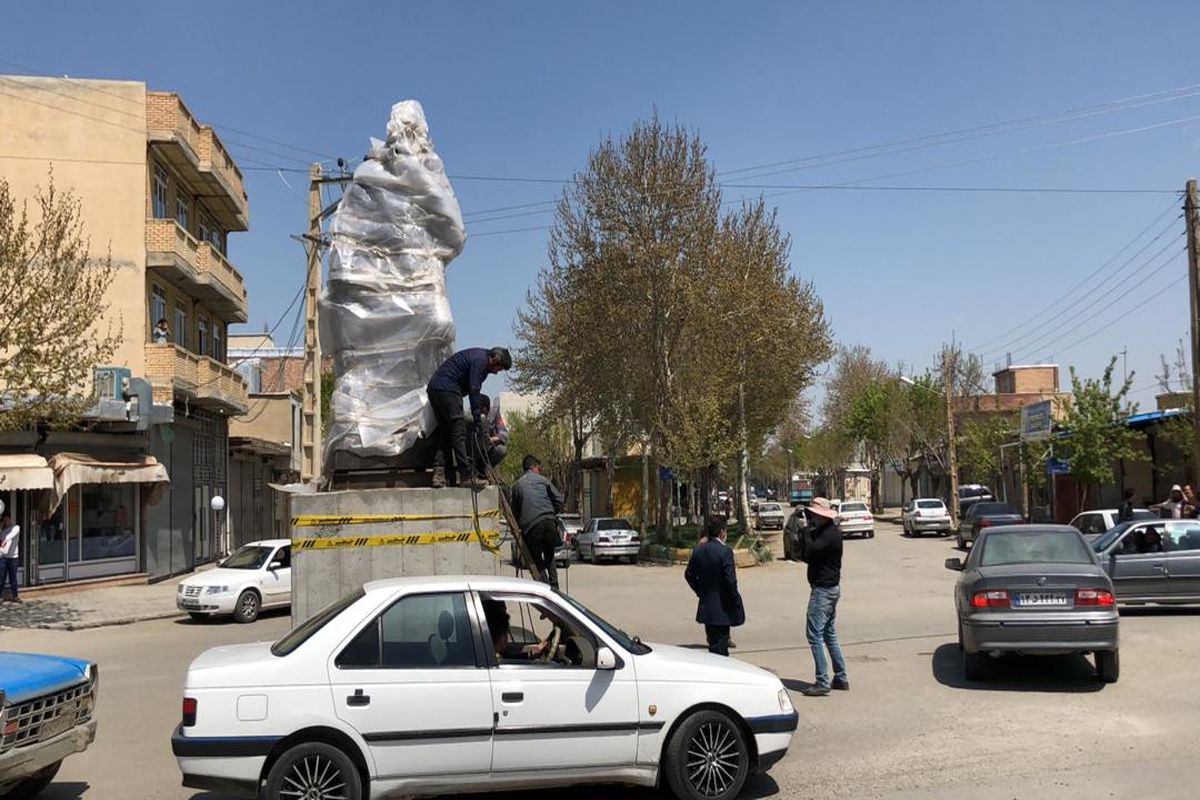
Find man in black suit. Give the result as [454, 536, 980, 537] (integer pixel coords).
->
[685, 516, 746, 656]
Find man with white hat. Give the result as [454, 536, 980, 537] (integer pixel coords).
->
[799, 497, 847, 696]
[1156, 485, 1187, 519]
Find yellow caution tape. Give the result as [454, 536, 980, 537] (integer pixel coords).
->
[290, 509, 500, 528]
[294, 529, 503, 553]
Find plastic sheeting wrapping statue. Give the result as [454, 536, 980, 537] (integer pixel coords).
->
[320, 100, 465, 470]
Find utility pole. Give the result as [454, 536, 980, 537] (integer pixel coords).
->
[1185, 178, 1200, 491]
[301, 164, 323, 484]
[944, 346, 960, 529]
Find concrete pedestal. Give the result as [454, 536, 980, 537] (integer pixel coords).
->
[289, 486, 501, 625]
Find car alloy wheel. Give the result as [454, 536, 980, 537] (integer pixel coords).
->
[234, 589, 260, 623]
[265, 742, 361, 800]
[666, 710, 749, 800]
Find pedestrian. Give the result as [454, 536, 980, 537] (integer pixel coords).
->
[1155, 485, 1186, 519]
[152, 318, 171, 344]
[1117, 488, 1135, 523]
[684, 515, 746, 656]
[425, 347, 512, 489]
[0, 512, 21, 603]
[723, 497, 733, 521]
[470, 394, 509, 472]
[799, 497, 847, 696]
[509, 454, 565, 590]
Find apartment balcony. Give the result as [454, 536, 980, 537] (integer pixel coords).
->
[146, 92, 249, 231]
[145, 344, 249, 416]
[146, 219, 248, 323]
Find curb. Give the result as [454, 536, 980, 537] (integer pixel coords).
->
[1, 610, 187, 633]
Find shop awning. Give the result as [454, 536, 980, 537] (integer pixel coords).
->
[47, 452, 170, 511]
[0, 454, 55, 491]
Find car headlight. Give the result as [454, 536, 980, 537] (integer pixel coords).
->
[778, 688, 795, 714]
[205, 585, 230, 595]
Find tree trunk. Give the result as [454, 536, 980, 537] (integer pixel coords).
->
[698, 464, 713, 525]
[604, 448, 616, 517]
[640, 442, 650, 539]
[736, 380, 753, 536]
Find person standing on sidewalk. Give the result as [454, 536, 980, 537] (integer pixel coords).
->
[799, 497, 846, 695]
[0, 512, 21, 603]
[685, 516, 746, 656]
[426, 347, 512, 489]
[509, 454, 565, 590]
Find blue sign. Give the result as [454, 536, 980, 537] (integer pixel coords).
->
[658, 467, 674, 481]
[1046, 457, 1071, 476]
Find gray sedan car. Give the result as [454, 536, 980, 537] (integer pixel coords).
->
[1091, 519, 1200, 604]
[945, 525, 1119, 683]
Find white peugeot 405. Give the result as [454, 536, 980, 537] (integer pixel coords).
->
[172, 575, 797, 800]
[176, 540, 292, 623]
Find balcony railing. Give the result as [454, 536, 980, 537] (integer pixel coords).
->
[145, 219, 248, 323]
[145, 343, 249, 415]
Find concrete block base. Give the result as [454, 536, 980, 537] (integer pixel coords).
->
[289, 486, 501, 625]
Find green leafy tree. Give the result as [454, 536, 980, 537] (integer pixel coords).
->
[0, 175, 119, 430]
[497, 409, 572, 489]
[957, 414, 1014, 488]
[1060, 357, 1144, 507]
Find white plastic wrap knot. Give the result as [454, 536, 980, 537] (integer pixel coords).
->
[320, 100, 465, 463]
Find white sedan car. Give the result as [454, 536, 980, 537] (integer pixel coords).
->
[575, 517, 642, 563]
[901, 498, 953, 537]
[176, 539, 292, 623]
[172, 575, 798, 800]
[837, 501, 875, 538]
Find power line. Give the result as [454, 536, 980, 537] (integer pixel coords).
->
[966, 199, 1184, 358]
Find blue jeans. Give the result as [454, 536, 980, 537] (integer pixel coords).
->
[1, 558, 19, 600]
[806, 585, 846, 687]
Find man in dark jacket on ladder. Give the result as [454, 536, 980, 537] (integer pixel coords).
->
[510, 454, 565, 590]
[685, 516, 746, 656]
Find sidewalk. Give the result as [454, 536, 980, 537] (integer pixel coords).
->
[0, 578, 185, 631]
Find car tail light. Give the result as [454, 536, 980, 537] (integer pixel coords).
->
[1075, 589, 1115, 607]
[597, 536, 610, 543]
[182, 697, 198, 728]
[979, 519, 993, 528]
[971, 589, 1010, 609]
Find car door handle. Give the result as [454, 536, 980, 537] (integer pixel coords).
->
[501, 692, 524, 703]
[1152, 563, 1167, 571]
[347, 689, 370, 707]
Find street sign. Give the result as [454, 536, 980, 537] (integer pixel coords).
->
[658, 467, 674, 481]
[1046, 457, 1071, 476]
[1021, 400, 1053, 442]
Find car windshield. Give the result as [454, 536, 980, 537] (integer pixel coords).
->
[760, 503, 781, 512]
[917, 500, 944, 509]
[558, 591, 652, 655]
[960, 487, 989, 498]
[1092, 521, 1135, 552]
[841, 502, 868, 513]
[980, 529, 1093, 566]
[271, 589, 364, 657]
[973, 503, 1016, 516]
[597, 519, 634, 531]
[1131, 509, 1157, 521]
[220, 545, 274, 570]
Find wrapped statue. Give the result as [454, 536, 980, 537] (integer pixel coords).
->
[320, 100, 465, 470]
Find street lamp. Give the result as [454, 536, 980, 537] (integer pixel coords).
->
[900, 372, 960, 530]
[210, 495, 226, 556]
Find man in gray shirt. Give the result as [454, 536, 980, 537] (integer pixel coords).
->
[509, 454, 564, 589]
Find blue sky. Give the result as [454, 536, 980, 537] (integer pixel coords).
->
[4, 1, 1199, 412]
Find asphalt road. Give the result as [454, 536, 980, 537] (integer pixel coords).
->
[7, 518, 1200, 799]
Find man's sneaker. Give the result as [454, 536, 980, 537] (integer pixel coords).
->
[728, 638, 737, 649]
[800, 684, 831, 697]
[431, 466, 447, 489]
[832, 679, 850, 691]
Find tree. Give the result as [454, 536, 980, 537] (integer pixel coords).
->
[823, 346, 893, 509]
[1059, 357, 1144, 507]
[957, 414, 1014, 488]
[496, 409, 572, 489]
[0, 175, 119, 430]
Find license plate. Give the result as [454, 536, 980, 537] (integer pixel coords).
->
[181, 600, 201, 609]
[41, 713, 74, 739]
[1014, 592, 1068, 607]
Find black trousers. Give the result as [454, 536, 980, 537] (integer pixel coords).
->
[705, 624, 730, 656]
[429, 389, 472, 479]
[524, 517, 560, 590]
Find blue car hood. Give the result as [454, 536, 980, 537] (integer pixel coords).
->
[1, 652, 92, 705]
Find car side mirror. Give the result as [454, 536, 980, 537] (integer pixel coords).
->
[944, 557, 964, 571]
[268, 561, 283, 571]
[596, 647, 617, 671]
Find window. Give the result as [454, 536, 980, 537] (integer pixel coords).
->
[979, 530, 1094, 567]
[917, 500, 944, 510]
[211, 322, 223, 362]
[273, 589, 364, 657]
[1163, 522, 1200, 552]
[80, 484, 136, 561]
[153, 166, 169, 219]
[273, 545, 291, 568]
[151, 285, 167, 335]
[174, 303, 188, 350]
[175, 191, 190, 230]
[197, 318, 209, 357]
[209, 226, 224, 254]
[336, 592, 477, 669]
[198, 215, 211, 246]
[479, 593, 601, 668]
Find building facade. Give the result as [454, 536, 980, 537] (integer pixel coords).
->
[0, 75, 251, 585]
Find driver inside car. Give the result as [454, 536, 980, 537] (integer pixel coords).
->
[482, 598, 551, 661]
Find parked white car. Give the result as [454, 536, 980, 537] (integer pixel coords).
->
[176, 540, 292, 623]
[574, 517, 641, 564]
[754, 502, 787, 530]
[901, 498, 953, 537]
[171, 575, 798, 800]
[837, 501, 875, 538]
[1069, 508, 1157, 537]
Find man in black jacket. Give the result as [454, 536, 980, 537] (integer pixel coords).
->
[509, 454, 564, 589]
[800, 497, 848, 696]
[685, 516, 746, 656]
